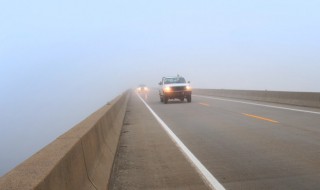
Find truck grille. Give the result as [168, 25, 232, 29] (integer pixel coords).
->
[172, 86, 186, 91]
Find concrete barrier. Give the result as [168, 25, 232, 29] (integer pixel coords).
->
[0, 91, 129, 190]
[193, 89, 320, 108]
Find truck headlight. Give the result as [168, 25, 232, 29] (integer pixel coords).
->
[164, 86, 171, 92]
[186, 86, 192, 90]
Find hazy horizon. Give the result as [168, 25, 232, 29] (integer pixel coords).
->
[1, 0, 320, 176]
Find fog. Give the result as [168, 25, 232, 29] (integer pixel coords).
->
[1, 0, 320, 176]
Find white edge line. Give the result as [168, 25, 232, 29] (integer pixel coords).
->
[136, 93, 225, 190]
[194, 95, 320, 115]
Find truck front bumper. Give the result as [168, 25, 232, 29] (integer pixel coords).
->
[164, 91, 192, 99]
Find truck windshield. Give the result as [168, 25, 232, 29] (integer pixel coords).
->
[164, 77, 186, 84]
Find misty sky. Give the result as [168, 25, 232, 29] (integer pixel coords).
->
[1, 0, 320, 175]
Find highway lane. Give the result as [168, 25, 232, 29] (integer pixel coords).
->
[142, 90, 320, 190]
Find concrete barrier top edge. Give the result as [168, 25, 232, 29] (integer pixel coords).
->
[59, 93, 124, 139]
[194, 88, 320, 94]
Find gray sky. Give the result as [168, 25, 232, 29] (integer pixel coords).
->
[1, 0, 320, 175]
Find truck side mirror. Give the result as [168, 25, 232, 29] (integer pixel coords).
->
[188, 81, 190, 83]
[158, 82, 162, 85]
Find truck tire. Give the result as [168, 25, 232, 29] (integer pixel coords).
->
[164, 95, 168, 104]
[187, 95, 191, 103]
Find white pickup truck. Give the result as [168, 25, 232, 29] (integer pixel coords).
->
[158, 76, 192, 104]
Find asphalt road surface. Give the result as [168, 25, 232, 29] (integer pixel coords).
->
[111, 90, 320, 190]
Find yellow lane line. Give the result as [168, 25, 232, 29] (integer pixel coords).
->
[242, 113, 279, 123]
[199, 102, 210, 107]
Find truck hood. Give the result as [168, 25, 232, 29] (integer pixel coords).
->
[164, 83, 189, 87]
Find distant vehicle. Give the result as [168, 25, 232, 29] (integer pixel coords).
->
[158, 75, 192, 104]
[137, 84, 149, 93]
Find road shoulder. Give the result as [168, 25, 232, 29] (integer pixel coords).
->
[108, 92, 210, 190]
